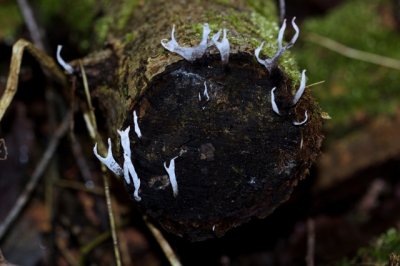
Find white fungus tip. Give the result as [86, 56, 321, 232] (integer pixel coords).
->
[211, 30, 222, 44]
[288, 17, 300, 48]
[123, 154, 141, 201]
[164, 156, 179, 197]
[93, 140, 123, 177]
[117, 127, 142, 201]
[271, 87, 281, 115]
[203, 23, 211, 36]
[277, 19, 287, 49]
[254, 41, 265, 65]
[293, 110, 309, 126]
[203, 81, 210, 101]
[292, 69, 307, 105]
[133, 110, 142, 138]
[56, 45, 74, 74]
[212, 28, 230, 64]
[118, 126, 132, 160]
[223, 28, 228, 38]
[160, 39, 169, 47]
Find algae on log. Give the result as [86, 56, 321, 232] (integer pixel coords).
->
[81, 0, 323, 241]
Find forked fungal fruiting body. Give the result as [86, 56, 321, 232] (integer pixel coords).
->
[117, 127, 142, 201]
[164, 156, 179, 197]
[161, 24, 230, 64]
[93, 138, 123, 176]
[211, 29, 230, 64]
[255, 17, 299, 72]
[161, 23, 211, 62]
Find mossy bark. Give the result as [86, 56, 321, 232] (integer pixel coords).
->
[82, 0, 299, 136]
[79, 0, 323, 240]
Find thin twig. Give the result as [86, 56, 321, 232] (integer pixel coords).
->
[69, 132, 95, 186]
[79, 221, 129, 265]
[279, 0, 286, 25]
[16, 0, 46, 51]
[80, 63, 122, 266]
[69, 65, 99, 185]
[44, 74, 67, 266]
[67, 69, 94, 188]
[306, 80, 325, 89]
[144, 216, 182, 266]
[118, 226, 133, 266]
[306, 218, 315, 266]
[54, 179, 105, 196]
[79, 231, 111, 265]
[56, 233, 79, 266]
[101, 173, 122, 266]
[0, 111, 73, 241]
[80, 61, 97, 134]
[307, 33, 400, 71]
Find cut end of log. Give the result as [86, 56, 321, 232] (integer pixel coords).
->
[125, 53, 323, 241]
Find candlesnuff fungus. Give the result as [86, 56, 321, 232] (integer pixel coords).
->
[163, 156, 179, 197]
[88, 0, 323, 241]
[56, 45, 74, 74]
[255, 17, 300, 72]
[161, 23, 211, 62]
[210, 29, 230, 64]
[117, 127, 141, 201]
[133, 111, 142, 139]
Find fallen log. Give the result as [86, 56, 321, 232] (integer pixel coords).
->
[78, 0, 324, 241]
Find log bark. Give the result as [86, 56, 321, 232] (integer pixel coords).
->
[79, 0, 323, 241]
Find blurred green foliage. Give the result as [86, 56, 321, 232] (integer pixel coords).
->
[294, 0, 400, 135]
[0, 1, 22, 40]
[35, 0, 99, 51]
[339, 228, 400, 265]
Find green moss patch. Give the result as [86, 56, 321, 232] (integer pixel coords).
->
[339, 228, 400, 265]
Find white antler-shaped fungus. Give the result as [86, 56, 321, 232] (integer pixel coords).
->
[255, 17, 299, 72]
[117, 127, 142, 201]
[164, 156, 179, 197]
[93, 138, 123, 176]
[211, 29, 230, 64]
[161, 23, 211, 62]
